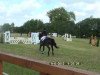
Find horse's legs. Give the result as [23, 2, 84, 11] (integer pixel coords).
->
[39, 44, 42, 51]
[41, 45, 45, 54]
[51, 45, 54, 56]
[39, 43, 45, 54]
[41, 46, 45, 54]
[47, 45, 50, 56]
[42, 45, 45, 52]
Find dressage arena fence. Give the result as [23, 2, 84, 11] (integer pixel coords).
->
[9, 37, 32, 44]
[3, 31, 40, 44]
[63, 33, 72, 41]
[0, 52, 99, 75]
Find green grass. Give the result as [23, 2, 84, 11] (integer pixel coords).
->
[3, 62, 39, 75]
[0, 37, 100, 74]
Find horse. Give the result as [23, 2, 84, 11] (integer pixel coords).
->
[89, 35, 99, 47]
[39, 32, 59, 56]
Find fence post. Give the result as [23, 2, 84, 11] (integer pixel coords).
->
[40, 72, 49, 75]
[0, 61, 2, 75]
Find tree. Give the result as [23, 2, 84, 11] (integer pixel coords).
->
[14, 27, 21, 33]
[44, 23, 52, 33]
[1, 23, 11, 32]
[22, 19, 44, 33]
[11, 23, 15, 32]
[76, 17, 100, 38]
[68, 11, 76, 21]
[47, 7, 76, 35]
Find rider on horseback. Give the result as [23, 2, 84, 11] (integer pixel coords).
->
[41, 28, 48, 41]
[39, 28, 59, 56]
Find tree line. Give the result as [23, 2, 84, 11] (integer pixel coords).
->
[0, 7, 100, 38]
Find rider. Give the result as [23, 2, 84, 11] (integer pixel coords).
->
[41, 28, 48, 41]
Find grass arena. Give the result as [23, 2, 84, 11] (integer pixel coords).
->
[0, 33, 100, 75]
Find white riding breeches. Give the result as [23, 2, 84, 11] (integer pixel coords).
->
[41, 36, 47, 41]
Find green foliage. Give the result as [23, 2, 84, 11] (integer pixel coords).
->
[11, 23, 15, 32]
[76, 18, 100, 38]
[22, 19, 44, 33]
[4, 62, 39, 75]
[1, 23, 11, 31]
[13, 27, 22, 33]
[1, 23, 15, 32]
[68, 11, 76, 21]
[47, 7, 76, 35]
[47, 7, 70, 22]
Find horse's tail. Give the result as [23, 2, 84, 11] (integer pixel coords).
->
[51, 39, 59, 48]
[96, 39, 99, 47]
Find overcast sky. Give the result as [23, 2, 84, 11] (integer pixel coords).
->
[0, 0, 100, 26]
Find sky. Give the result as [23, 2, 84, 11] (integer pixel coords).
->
[0, 0, 100, 27]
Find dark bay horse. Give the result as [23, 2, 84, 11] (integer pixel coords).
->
[39, 33, 59, 56]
